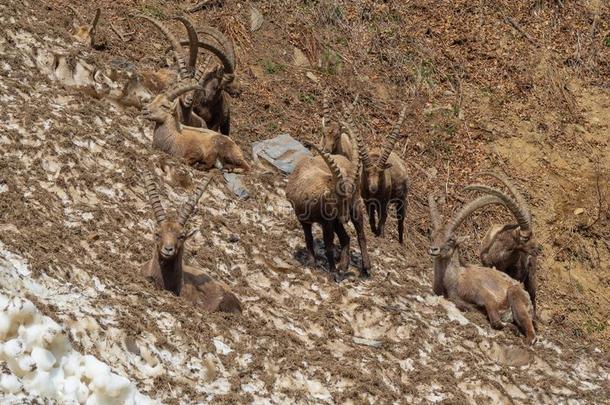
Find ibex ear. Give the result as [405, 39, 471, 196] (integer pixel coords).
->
[215, 67, 225, 79]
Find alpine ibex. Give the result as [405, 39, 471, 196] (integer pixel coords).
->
[173, 16, 239, 135]
[137, 16, 250, 172]
[68, 6, 101, 47]
[141, 171, 242, 313]
[318, 90, 359, 161]
[427, 193, 536, 345]
[350, 106, 409, 243]
[286, 138, 370, 282]
[466, 172, 539, 317]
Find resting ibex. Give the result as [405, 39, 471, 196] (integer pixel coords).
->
[427, 193, 536, 345]
[173, 16, 239, 135]
[137, 16, 250, 172]
[68, 6, 101, 47]
[141, 171, 241, 313]
[318, 90, 359, 161]
[350, 106, 409, 243]
[286, 137, 370, 282]
[467, 172, 539, 317]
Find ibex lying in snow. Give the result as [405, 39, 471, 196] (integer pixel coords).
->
[68, 6, 101, 47]
[137, 16, 249, 172]
[286, 138, 370, 282]
[349, 106, 409, 244]
[140, 171, 242, 313]
[467, 172, 539, 317]
[427, 193, 536, 345]
[318, 90, 359, 161]
[173, 16, 240, 135]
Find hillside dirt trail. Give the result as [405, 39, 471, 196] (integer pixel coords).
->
[0, 0, 609, 403]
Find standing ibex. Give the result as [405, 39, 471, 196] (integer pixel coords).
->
[137, 15, 250, 172]
[286, 136, 370, 282]
[68, 6, 101, 47]
[427, 193, 536, 345]
[318, 90, 359, 161]
[141, 171, 241, 313]
[173, 16, 239, 135]
[466, 172, 539, 317]
[350, 106, 409, 244]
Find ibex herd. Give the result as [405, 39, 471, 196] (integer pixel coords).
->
[67, 7, 543, 343]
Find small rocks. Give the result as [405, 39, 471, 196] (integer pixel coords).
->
[293, 48, 310, 67]
[305, 71, 319, 83]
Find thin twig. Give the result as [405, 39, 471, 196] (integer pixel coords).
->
[110, 23, 134, 43]
[503, 16, 537, 45]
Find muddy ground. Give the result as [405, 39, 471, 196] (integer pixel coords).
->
[0, 0, 609, 403]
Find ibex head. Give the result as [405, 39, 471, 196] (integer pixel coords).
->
[68, 6, 100, 46]
[354, 106, 407, 195]
[467, 172, 532, 244]
[142, 83, 203, 124]
[143, 170, 213, 261]
[319, 91, 359, 155]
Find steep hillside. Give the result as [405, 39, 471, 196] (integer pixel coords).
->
[0, 0, 608, 403]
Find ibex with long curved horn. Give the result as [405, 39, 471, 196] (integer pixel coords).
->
[466, 172, 539, 318]
[286, 135, 370, 282]
[68, 6, 101, 47]
[318, 90, 359, 161]
[349, 106, 410, 243]
[427, 193, 536, 345]
[172, 16, 240, 135]
[140, 171, 242, 313]
[136, 15, 250, 172]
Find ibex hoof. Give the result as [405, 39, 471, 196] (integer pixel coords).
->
[526, 335, 537, 346]
[360, 268, 371, 278]
[331, 272, 347, 283]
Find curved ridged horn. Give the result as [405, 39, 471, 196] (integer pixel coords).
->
[143, 171, 166, 224]
[345, 121, 361, 188]
[166, 83, 202, 101]
[465, 184, 531, 232]
[135, 15, 189, 80]
[178, 172, 213, 226]
[444, 195, 505, 239]
[304, 141, 346, 195]
[377, 105, 407, 168]
[67, 5, 84, 24]
[198, 26, 235, 70]
[478, 171, 531, 222]
[173, 15, 199, 71]
[180, 27, 235, 73]
[427, 194, 441, 233]
[342, 119, 372, 170]
[343, 93, 360, 119]
[322, 89, 330, 133]
[89, 9, 101, 34]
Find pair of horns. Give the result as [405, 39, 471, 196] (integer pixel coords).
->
[357, 105, 407, 171]
[68, 6, 100, 30]
[466, 172, 531, 232]
[428, 172, 531, 239]
[321, 90, 359, 135]
[143, 170, 213, 227]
